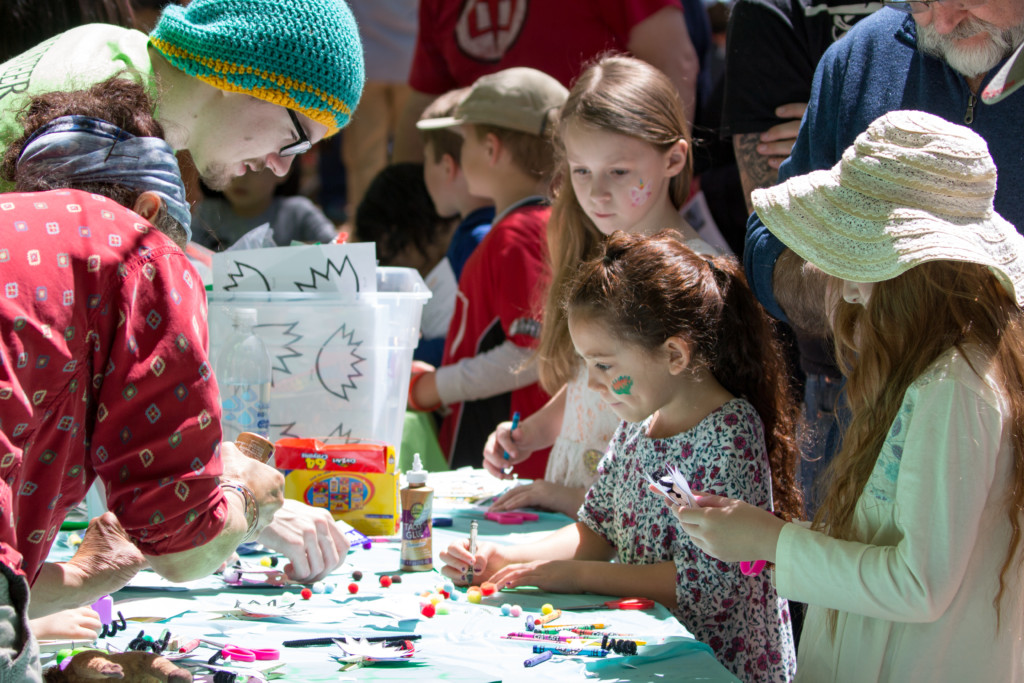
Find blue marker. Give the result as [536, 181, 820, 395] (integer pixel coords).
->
[503, 412, 521, 470]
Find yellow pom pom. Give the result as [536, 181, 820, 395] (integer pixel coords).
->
[541, 603, 554, 615]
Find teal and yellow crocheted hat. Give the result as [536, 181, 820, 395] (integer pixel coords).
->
[149, 0, 364, 137]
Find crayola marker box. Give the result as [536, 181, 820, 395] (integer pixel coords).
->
[274, 438, 399, 536]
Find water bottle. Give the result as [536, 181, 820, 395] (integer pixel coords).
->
[216, 307, 271, 442]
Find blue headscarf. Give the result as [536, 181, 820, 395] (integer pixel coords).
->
[15, 115, 192, 240]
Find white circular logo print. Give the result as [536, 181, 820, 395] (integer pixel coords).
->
[455, 0, 528, 62]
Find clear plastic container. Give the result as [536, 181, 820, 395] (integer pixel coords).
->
[207, 267, 431, 459]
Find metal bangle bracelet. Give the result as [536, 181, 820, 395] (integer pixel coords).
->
[220, 481, 260, 542]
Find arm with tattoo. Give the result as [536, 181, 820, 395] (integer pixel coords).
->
[734, 132, 780, 214]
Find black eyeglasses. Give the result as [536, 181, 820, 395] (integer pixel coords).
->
[882, 0, 986, 13]
[279, 109, 312, 157]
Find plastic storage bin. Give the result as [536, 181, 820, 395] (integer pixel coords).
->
[207, 267, 430, 460]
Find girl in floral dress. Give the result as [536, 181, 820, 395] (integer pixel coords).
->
[484, 54, 714, 519]
[441, 231, 803, 683]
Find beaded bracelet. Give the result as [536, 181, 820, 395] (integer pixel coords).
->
[220, 481, 260, 542]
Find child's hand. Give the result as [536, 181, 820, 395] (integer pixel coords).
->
[487, 559, 581, 594]
[674, 494, 786, 564]
[438, 538, 506, 586]
[489, 480, 562, 511]
[408, 361, 440, 412]
[482, 419, 533, 478]
[30, 606, 101, 640]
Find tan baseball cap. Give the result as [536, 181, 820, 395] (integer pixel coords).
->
[416, 67, 568, 136]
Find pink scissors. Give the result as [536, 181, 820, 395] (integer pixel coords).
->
[221, 645, 280, 662]
[740, 560, 767, 576]
[556, 597, 655, 611]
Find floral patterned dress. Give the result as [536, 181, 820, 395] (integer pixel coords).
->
[578, 398, 797, 683]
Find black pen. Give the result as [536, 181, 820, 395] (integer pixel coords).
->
[283, 634, 422, 647]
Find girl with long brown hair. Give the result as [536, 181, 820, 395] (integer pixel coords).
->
[677, 111, 1024, 681]
[484, 54, 711, 517]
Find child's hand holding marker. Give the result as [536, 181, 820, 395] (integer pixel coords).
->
[438, 530, 507, 586]
[482, 412, 536, 479]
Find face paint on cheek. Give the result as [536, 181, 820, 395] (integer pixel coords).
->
[612, 376, 633, 395]
[629, 179, 651, 207]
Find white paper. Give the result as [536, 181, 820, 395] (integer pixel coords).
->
[211, 242, 377, 296]
[645, 466, 699, 509]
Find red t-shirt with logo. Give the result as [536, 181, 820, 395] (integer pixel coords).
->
[0, 189, 227, 580]
[409, 0, 680, 93]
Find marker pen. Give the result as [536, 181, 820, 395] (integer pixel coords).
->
[531, 644, 609, 658]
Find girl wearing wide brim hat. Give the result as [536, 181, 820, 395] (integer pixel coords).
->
[673, 110, 1024, 682]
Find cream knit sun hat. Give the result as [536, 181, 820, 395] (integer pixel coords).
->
[752, 110, 1024, 306]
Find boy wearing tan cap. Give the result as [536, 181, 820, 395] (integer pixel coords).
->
[410, 68, 568, 476]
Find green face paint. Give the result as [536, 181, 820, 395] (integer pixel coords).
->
[612, 375, 633, 395]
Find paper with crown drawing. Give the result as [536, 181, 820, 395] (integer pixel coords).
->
[208, 242, 384, 442]
[211, 242, 376, 296]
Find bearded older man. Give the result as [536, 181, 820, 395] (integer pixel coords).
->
[744, 0, 1024, 335]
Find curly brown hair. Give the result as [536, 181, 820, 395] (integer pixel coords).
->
[1, 76, 187, 248]
[565, 230, 804, 520]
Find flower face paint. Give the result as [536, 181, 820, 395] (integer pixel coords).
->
[629, 179, 651, 207]
[612, 376, 633, 395]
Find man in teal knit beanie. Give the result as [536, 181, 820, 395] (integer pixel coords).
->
[0, 0, 363, 605]
[0, 0, 365, 191]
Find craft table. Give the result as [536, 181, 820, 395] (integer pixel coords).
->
[44, 476, 739, 682]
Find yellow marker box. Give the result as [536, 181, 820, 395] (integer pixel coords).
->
[274, 438, 399, 536]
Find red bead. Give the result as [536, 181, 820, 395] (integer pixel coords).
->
[347, 583, 359, 594]
[300, 588, 313, 600]
[380, 575, 392, 588]
[439, 590, 450, 599]
[421, 603, 436, 618]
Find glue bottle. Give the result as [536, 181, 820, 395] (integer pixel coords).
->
[216, 308, 271, 442]
[400, 453, 434, 571]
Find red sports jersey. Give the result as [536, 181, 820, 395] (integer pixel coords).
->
[439, 202, 550, 477]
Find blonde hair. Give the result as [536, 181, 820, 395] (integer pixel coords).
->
[537, 54, 694, 392]
[469, 120, 558, 183]
[817, 261, 1024, 633]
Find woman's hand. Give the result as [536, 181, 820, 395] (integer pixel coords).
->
[487, 560, 582, 594]
[438, 538, 508, 586]
[674, 494, 786, 563]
